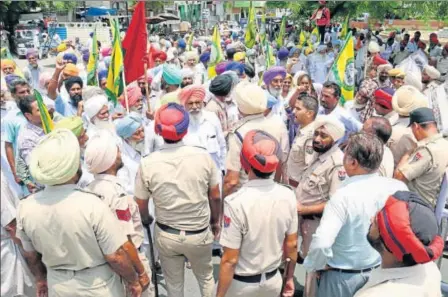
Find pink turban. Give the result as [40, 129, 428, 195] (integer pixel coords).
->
[120, 85, 142, 108]
[216, 62, 229, 75]
[39, 72, 53, 91]
[178, 85, 206, 106]
[101, 47, 112, 57]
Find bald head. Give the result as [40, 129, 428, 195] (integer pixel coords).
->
[363, 116, 392, 144]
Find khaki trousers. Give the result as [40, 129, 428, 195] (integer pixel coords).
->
[221, 271, 282, 297]
[155, 225, 214, 297]
[299, 218, 321, 297]
[47, 263, 125, 297]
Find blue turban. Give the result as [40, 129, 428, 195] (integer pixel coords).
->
[5, 74, 23, 89]
[289, 47, 300, 57]
[200, 52, 211, 63]
[98, 69, 108, 81]
[82, 49, 90, 62]
[225, 62, 245, 76]
[263, 66, 287, 86]
[266, 92, 278, 109]
[89, 32, 94, 37]
[277, 47, 289, 60]
[115, 115, 142, 139]
[177, 39, 186, 49]
[63, 53, 78, 64]
[162, 64, 182, 85]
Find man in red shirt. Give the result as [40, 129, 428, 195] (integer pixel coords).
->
[310, 0, 331, 44]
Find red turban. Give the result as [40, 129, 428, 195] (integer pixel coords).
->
[417, 41, 426, 50]
[444, 43, 448, 51]
[240, 130, 281, 173]
[373, 55, 388, 66]
[120, 85, 142, 108]
[153, 50, 167, 62]
[377, 191, 443, 264]
[374, 88, 394, 110]
[178, 85, 206, 106]
[155, 103, 189, 141]
[429, 33, 439, 44]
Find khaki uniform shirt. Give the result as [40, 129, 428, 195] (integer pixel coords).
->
[134, 142, 220, 231]
[226, 114, 290, 189]
[378, 145, 394, 178]
[286, 123, 316, 183]
[205, 98, 229, 134]
[386, 113, 416, 167]
[16, 184, 127, 270]
[220, 179, 298, 275]
[295, 145, 346, 205]
[87, 174, 144, 248]
[398, 134, 448, 207]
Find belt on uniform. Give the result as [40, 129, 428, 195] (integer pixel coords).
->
[156, 222, 208, 235]
[233, 269, 278, 283]
[301, 214, 322, 220]
[327, 265, 379, 274]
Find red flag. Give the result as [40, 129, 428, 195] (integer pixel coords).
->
[122, 1, 147, 84]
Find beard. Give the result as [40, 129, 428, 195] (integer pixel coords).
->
[70, 94, 83, 107]
[268, 88, 281, 98]
[181, 81, 193, 88]
[93, 117, 115, 132]
[379, 75, 388, 82]
[189, 109, 202, 126]
[141, 87, 146, 96]
[312, 141, 332, 153]
[128, 139, 144, 154]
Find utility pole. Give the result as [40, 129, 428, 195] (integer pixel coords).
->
[125, 1, 129, 27]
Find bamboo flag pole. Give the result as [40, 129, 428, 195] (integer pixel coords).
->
[121, 68, 130, 113]
[144, 62, 151, 113]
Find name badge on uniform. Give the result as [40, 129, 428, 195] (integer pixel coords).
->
[116, 208, 132, 222]
[338, 170, 346, 181]
[305, 145, 314, 154]
[224, 215, 231, 228]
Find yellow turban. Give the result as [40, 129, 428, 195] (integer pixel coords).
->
[234, 52, 246, 62]
[57, 43, 67, 52]
[1, 59, 15, 71]
[53, 116, 84, 137]
[63, 63, 80, 77]
[392, 85, 428, 117]
[30, 129, 80, 186]
[234, 82, 267, 115]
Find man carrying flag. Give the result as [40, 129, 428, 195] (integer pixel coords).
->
[208, 25, 225, 79]
[105, 17, 125, 107]
[87, 28, 99, 86]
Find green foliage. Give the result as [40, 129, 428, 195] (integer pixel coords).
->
[266, 2, 289, 9]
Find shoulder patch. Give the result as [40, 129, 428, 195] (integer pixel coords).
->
[305, 145, 314, 154]
[411, 151, 423, 163]
[338, 170, 347, 181]
[223, 215, 231, 228]
[116, 208, 132, 222]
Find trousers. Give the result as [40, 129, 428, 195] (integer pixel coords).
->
[155, 225, 214, 297]
[300, 218, 321, 297]
[316, 270, 370, 297]
[221, 271, 282, 297]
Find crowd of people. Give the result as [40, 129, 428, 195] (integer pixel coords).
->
[1, 2, 448, 296]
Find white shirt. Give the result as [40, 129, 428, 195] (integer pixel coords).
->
[354, 262, 442, 297]
[117, 140, 141, 195]
[184, 110, 226, 171]
[304, 174, 408, 271]
[379, 145, 394, 178]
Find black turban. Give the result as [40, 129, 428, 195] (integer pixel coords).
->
[209, 74, 233, 97]
[64, 76, 84, 92]
[244, 64, 255, 79]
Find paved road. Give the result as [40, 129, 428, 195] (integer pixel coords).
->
[14, 55, 448, 296]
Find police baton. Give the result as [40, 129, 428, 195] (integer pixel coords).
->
[143, 223, 159, 297]
[279, 258, 291, 297]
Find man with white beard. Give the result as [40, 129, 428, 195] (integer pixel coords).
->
[263, 66, 288, 122]
[179, 85, 226, 181]
[83, 94, 116, 138]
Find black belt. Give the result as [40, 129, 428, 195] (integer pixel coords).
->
[302, 214, 322, 220]
[233, 269, 278, 283]
[156, 222, 208, 235]
[327, 265, 379, 274]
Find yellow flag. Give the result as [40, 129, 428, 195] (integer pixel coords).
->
[329, 32, 355, 105]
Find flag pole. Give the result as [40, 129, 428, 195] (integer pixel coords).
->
[121, 66, 130, 114]
[144, 62, 151, 113]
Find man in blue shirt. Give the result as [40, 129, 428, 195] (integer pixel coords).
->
[304, 132, 408, 297]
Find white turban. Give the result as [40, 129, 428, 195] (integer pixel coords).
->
[377, 64, 393, 73]
[84, 95, 108, 120]
[314, 115, 345, 142]
[392, 85, 428, 116]
[184, 51, 199, 62]
[404, 72, 423, 91]
[234, 82, 268, 115]
[293, 70, 308, 86]
[368, 41, 380, 54]
[84, 131, 118, 174]
[29, 129, 80, 186]
[181, 67, 195, 79]
[423, 65, 441, 80]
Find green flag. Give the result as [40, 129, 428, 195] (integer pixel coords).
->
[276, 16, 286, 48]
[105, 17, 124, 105]
[340, 14, 350, 40]
[244, 3, 256, 49]
[34, 90, 54, 134]
[87, 27, 98, 86]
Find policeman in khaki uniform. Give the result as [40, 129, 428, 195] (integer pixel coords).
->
[217, 130, 298, 297]
[394, 107, 448, 207]
[295, 116, 347, 297]
[287, 95, 319, 187]
[16, 129, 143, 297]
[84, 131, 153, 297]
[134, 103, 221, 297]
[224, 82, 290, 197]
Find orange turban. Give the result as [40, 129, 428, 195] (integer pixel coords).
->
[1, 59, 15, 71]
[178, 85, 206, 106]
[63, 64, 79, 77]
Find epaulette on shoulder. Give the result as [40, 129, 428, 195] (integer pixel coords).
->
[76, 187, 104, 200]
[277, 183, 294, 191]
